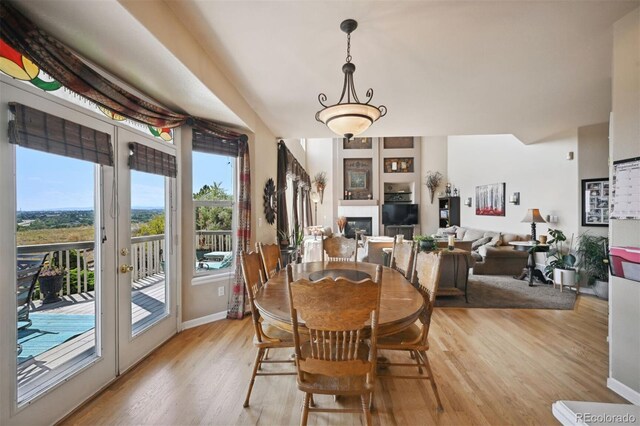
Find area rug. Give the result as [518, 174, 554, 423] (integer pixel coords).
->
[18, 313, 94, 362]
[435, 273, 576, 309]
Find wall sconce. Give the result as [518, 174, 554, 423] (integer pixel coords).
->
[566, 151, 574, 160]
[546, 214, 559, 224]
[509, 192, 520, 205]
[464, 197, 472, 207]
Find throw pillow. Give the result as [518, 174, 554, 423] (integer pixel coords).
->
[490, 232, 502, 246]
[471, 236, 492, 250]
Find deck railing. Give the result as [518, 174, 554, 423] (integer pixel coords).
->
[195, 230, 233, 252]
[17, 230, 233, 298]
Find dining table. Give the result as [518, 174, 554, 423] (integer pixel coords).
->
[254, 261, 424, 337]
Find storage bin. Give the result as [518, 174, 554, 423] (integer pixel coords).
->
[609, 246, 640, 283]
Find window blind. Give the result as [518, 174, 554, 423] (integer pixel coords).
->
[8, 102, 113, 166]
[192, 129, 243, 157]
[128, 142, 177, 178]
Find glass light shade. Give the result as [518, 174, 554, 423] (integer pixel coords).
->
[310, 191, 321, 203]
[316, 103, 382, 137]
[521, 208, 546, 223]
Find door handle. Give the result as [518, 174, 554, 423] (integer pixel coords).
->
[120, 264, 134, 273]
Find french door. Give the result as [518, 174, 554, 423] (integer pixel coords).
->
[115, 128, 177, 372]
[1, 77, 178, 425]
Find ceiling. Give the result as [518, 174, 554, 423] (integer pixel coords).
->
[12, 0, 640, 143]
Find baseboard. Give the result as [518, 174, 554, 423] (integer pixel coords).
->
[181, 310, 227, 330]
[607, 377, 640, 405]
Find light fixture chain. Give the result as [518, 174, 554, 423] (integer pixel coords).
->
[346, 32, 352, 63]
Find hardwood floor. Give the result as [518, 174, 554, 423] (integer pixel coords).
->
[62, 295, 626, 425]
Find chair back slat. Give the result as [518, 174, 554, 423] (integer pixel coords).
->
[16, 252, 48, 324]
[412, 251, 444, 340]
[390, 236, 415, 279]
[240, 251, 267, 342]
[322, 235, 358, 262]
[287, 264, 382, 380]
[256, 242, 282, 280]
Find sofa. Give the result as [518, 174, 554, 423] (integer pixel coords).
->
[436, 226, 530, 275]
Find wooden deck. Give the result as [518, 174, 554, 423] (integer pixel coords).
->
[18, 274, 166, 402]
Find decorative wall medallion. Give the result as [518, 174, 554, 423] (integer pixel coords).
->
[263, 178, 277, 224]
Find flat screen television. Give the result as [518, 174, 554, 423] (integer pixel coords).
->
[382, 204, 419, 225]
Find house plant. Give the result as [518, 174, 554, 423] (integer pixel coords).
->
[414, 235, 438, 252]
[576, 233, 609, 299]
[545, 228, 577, 289]
[39, 256, 66, 304]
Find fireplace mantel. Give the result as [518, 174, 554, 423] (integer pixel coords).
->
[338, 199, 379, 207]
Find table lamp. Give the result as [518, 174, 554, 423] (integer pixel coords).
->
[521, 208, 546, 242]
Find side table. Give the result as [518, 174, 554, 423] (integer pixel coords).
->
[509, 241, 550, 286]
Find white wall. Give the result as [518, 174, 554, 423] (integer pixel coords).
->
[420, 136, 448, 235]
[305, 139, 335, 228]
[608, 7, 640, 404]
[448, 133, 579, 239]
[577, 122, 610, 237]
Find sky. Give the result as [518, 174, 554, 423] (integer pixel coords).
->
[16, 147, 234, 211]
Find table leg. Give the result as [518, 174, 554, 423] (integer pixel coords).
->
[462, 254, 469, 303]
[528, 253, 535, 287]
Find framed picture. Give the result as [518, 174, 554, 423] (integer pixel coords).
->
[383, 157, 414, 173]
[346, 171, 367, 190]
[582, 178, 609, 226]
[475, 183, 506, 216]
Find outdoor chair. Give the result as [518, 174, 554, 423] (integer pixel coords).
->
[287, 264, 383, 426]
[17, 252, 48, 330]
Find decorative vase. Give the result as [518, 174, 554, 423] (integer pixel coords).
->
[39, 275, 63, 304]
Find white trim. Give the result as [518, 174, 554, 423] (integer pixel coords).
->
[191, 270, 234, 286]
[607, 378, 640, 405]
[181, 311, 227, 330]
[551, 401, 581, 426]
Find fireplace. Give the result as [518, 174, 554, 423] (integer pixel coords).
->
[345, 217, 372, 239]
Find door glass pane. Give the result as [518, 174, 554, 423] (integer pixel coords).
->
[130, 171, 168, 336]
[16, 147, 99, 404]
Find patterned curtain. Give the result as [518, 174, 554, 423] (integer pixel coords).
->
[227, 139, 251, 319]
[276, 142, 289, 245]
[292, 180, 299, 232]
[0, 2, 244, 142]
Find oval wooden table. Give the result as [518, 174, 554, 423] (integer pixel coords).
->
[254, 261, 424, 337]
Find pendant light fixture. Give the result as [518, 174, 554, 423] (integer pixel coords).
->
[315, 19, 387, 140]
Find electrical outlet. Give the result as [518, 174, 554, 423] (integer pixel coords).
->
[218, 286, 225, 297]
[258, 217, 262, 227]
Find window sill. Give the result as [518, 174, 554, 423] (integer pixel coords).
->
[191, 270, 234, 286]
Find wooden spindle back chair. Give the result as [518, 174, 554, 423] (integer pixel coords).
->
[286, 264, 382, 426]
[256, 242, 282, 280]
[390, 235, 415, 280]
[322, 235, 358, 263]
[378, 250, 444, 412]
[239, 251, 294, 408]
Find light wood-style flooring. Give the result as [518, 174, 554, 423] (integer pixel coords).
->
[62, 295, 626, 425]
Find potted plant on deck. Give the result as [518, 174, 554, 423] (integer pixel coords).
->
[38, 256, 66, 304]
[576, 233, 609, 299]
[545, 229, 577, 289]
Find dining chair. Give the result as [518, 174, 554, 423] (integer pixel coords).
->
[240, 251, 295, 408]
[377, 250, 444, 412]
[390, 235, 415, 281]
[322, 235, 358, 262]
[256, 242, 282, 280]
[286, 263, 383, 426]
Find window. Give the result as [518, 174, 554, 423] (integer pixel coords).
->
[193, 151, 235, 275]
